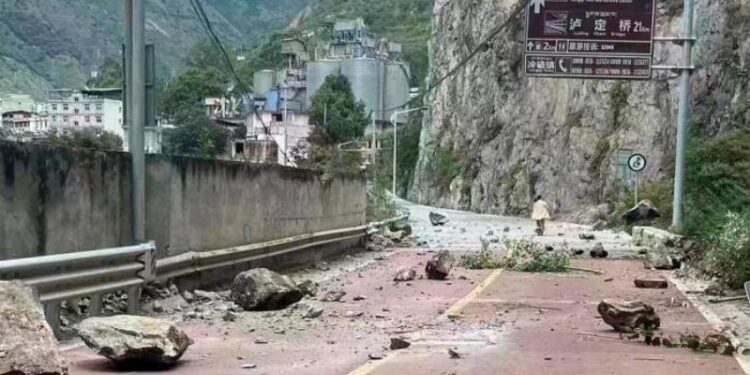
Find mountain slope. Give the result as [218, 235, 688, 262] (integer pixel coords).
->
[0, 0, 310, 97]
[410, 0, 750, 215]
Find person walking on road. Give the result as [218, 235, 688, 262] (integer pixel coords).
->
[532, 195, 551, 236]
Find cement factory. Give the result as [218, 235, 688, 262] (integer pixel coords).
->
[242, 18, 413, 164]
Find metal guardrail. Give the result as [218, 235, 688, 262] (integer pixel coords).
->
[0, 215, 407, 338]
[0, 242, 155, 337]
[155, 215, 409, 281]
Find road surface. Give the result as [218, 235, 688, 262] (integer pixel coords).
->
[62, 200, 748, 374]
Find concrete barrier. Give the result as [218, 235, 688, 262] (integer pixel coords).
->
[0, 141, 367, 261]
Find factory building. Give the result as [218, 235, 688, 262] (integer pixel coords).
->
[246, 18, 412, 165]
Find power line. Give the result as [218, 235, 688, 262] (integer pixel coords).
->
[187, 0, 292, 164]
[383, 0, 528, 113]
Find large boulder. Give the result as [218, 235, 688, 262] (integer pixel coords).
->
[597, 299, 660, 333]
[0, 281, 68, 375]
[429, 212, 449, 226]
[622, 200, 660, 224]
[230, 268, 303, 311]
[425, 250, 453, 280]
[76, 315, 192, 368]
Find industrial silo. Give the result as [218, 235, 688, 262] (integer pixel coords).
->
[384, 62, 411, 122]
[306, 60, 341, 108]
[253, 70, 275, 99]
[341, 58, 384, 120]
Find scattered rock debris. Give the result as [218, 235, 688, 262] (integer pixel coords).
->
[390, 337, 411, 350]
[394, 268, 417, 282]
[589, 243, 609, 259]
[429, 211, 449, 226]
[448, 348, 462, 359]
[597, 299, 660, 333]
[426, 250, 453, 280]
[321, 289, 346, 302]
[297, 280, 319, 297]
[368, 352, 384, 360]
[634, 276, 669, 289]
[623, 200, 660, 224]
[231, 268, 304, 311]
[645, 253, 681, 270]
[579, 233, 596, 240]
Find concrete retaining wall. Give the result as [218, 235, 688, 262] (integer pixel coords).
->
[0, 141, 367, 260]
[145, 155, 366, 258]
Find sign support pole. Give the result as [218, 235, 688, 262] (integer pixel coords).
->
[671, 0, 695, 231]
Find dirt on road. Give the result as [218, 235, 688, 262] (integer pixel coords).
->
[61, 202, 749, 374]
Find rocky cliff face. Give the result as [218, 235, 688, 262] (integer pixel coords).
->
[409, 0, 750, 216]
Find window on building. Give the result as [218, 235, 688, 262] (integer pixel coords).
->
[52, 104, 58, 111]
[273, 113, 283, 122]
[96, 103, 103, 111]
[63, 116, 69, 123]
[74, 96, 79, 102]
[96, 116, 102, 123]
[235, 142, 245, 155]
[74, 121, 79, 126]
[63, 104, 69, 111]
[616, 149, 634, 186]
[84, 104, 90, 111]
[74, 109, 79, 114]
[85, 116, 90, 123]
[52, 116, 57, 122]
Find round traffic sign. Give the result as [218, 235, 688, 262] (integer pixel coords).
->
[628, 153, 647, 172]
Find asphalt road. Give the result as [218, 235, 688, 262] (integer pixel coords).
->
[62, 200, 748, 375]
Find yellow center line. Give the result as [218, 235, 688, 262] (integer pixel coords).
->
[442, 268, 504, 319]
[346, 268, 504, 375]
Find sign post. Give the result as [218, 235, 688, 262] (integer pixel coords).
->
[628, 153, 647, 205]
[524, 0, 656, 79]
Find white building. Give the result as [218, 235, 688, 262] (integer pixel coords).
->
[1, 110, 49, 134]
[0, 93, 38, 115]
[242, 110, 311, 165]
[45, 90, 124, 140]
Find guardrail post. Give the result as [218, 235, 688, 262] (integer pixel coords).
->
[127, 286, 141, 314]
[89, 294, 103, 316]
[138, 241, 156, 282]
[44, 303, 61, 339]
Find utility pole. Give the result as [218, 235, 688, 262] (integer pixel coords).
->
[283, 82, 288, 166]
[126, 0, 146, 243]
[671, 0, 695, 231]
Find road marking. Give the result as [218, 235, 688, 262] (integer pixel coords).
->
[346, 268, 504, 375]
[442, 269, 504, 319]
[347, 351, 405, 375]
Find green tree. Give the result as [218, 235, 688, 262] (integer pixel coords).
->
[161, 67, 226, 119]
[44, 129, 123, 151]
[163, 107, 229, 158]
[309, 74, 369, 145]
[87, 57, 122, 88]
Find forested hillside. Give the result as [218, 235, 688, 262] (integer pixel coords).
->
[0, 0, 309, 97]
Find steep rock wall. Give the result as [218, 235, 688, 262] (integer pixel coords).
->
[409, 0, 750, 215]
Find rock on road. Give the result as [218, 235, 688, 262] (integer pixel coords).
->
[61, 200, 747, 375]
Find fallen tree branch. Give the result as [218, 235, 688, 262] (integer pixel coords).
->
[708, 296, 746, 304]
[566, 266, 604, 275]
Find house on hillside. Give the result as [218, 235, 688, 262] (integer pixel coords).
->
[1, 110, 49, 142]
